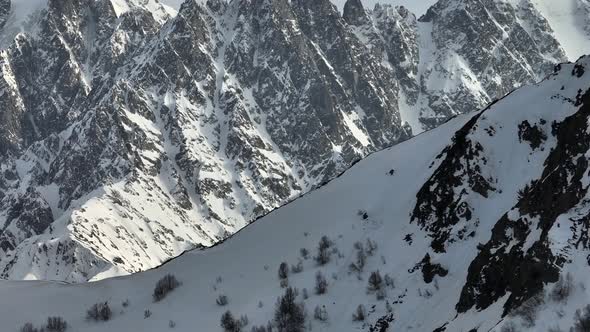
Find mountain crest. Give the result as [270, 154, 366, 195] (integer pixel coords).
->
[343, 0, 368, 26]
[0, 0, 584, 283]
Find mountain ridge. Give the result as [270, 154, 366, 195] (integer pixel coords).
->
[0, 0, 586, 282]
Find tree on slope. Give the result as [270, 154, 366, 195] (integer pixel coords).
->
[274, 287, 306, 332]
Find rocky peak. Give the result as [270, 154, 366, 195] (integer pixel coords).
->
[342, 0, 368, 26]
[0, 0, 9, 30]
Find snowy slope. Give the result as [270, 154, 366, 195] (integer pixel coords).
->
[0, 0, 46, 48]
[530, 0, 590, 60]
[2, 56, 590, 332]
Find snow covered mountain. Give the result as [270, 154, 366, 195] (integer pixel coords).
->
[0, 0, 586, 282]
[2, 54, 590, 332]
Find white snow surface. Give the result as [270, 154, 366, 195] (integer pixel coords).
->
[0, 0, 47, 47]
[1, 56, 590, 332]
[529, 0, 590, 60]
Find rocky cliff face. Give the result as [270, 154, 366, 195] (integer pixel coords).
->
[0, 0, 582, 282]
[348, 0, 566, 130]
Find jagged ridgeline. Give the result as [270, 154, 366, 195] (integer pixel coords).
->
[0, 0, 577, 282]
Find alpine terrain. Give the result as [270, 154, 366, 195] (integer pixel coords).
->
[2, 51, 590, 332]
[0, 0, 588, 283]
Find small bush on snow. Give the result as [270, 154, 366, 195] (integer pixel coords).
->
[291, 260, 303, 274]
[250, 323, 273, 332]
[278, 262, 289, 280]
[367, 271, 383, 292]
[20, 323, 40, 332]
[86, 302, 112, 322]
[300, 248, 309, 260]
[384, 274, 395, 288]
[153, 274, 181, 302]
[313, 305, 328, 321]
[366, 239, 377, 256]
[315, 271, 328, 295]
[349, 242, 366, 274]
[221, 311, 240, 332]
[352, 305, 366, 322]
[274, 287, 305, 332]
[46, 316, 68, 332]
[314, 236, 333, 266]
[221, 311, 249, 332]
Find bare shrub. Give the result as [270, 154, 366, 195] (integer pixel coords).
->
[367, 271, 383, 292]
[366, 239, 377, 256]
[86, 302, 112, 321]
[144, 309, 152, 319]
[274, 287, 305, 332]
[291, 260, 303, 274]
[20, 323, 40, 332]
[314, 236, 333, 266]
[153, 274, 181, 302]
[314, 305, 328, 321]
[349, 242, 366, 274]
[300, 248, 309, 260]
[240, 315, 249, 328]
[352, 305, 366, 322]
[384, 274, 395, 288]
[315, 271, 328, 295]
[251, 323, 273, 332]
[221, 311, 240, 332]
[278, 262, 289, 280]
[46, 316, 67, 332]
